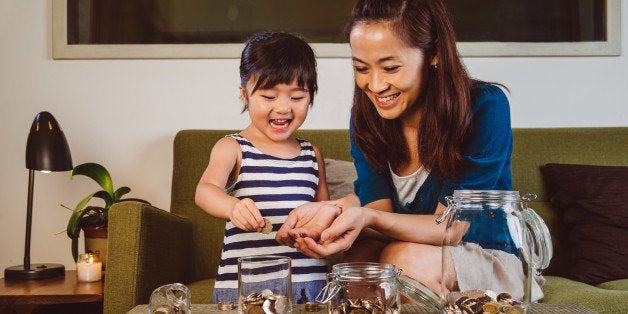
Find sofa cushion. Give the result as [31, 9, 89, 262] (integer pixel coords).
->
[541, 275, 628, 313]
[596, 278, 628, 291]
[324, 158, 357, 200]
[187, 278, 215, 304]
[541, 163, 628, 286]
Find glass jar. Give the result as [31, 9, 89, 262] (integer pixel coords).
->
[148, 283, 191, 314]
[316, 262, 444, 313]
[76, 252, 102, 282]
[437, 190, 552, 314]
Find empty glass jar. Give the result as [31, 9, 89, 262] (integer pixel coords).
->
[437, 190, 553, 314]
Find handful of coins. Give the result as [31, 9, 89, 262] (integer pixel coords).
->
[444, 290, 524, 314]
[331, 297, 399, 314]
[240, 289, 289, 314]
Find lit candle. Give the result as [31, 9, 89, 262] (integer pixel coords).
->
[76, 253, 102, 282]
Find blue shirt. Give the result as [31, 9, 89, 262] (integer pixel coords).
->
[351, 83, 516, 254]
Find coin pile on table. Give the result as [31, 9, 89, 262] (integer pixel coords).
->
[444, 290, 524, 314]
[331, 297, 399, 314]
[241, 289, 289, 314]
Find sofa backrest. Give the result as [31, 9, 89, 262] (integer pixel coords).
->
[510, 127, 627, 276]
[171, 127, 627, 280]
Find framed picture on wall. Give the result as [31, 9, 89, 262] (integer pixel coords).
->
[52, 0, 621, 59]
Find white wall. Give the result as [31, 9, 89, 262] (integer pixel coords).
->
[1, 1, 626, 273]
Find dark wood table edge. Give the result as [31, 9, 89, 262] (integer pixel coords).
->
[0, 270, 104, 306]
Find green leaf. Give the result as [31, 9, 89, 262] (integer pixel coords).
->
[67, 193, 95, 239]
[114, 186, 131, 201]
[93, 190, 114, 209]
[72, 237, 79, 262]
[70, 163, 114, 197]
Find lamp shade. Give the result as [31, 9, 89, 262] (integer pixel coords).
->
[25, 111, 72, 171]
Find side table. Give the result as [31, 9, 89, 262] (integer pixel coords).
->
[0, 270, 103, 314]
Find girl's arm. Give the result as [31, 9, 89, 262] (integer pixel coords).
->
[312, 144, 330, 202]
[195, 137, 265, 231]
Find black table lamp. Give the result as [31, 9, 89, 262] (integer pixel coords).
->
[4, 111, 73, 280]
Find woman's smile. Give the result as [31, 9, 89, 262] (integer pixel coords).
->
[375, 92, 401, 108]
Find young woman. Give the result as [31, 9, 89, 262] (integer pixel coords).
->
[277, 0, 544, 301]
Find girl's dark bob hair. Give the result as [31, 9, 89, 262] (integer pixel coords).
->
[240, 32, 318, 106]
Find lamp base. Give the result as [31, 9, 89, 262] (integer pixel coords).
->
[4, 263, 65, 280]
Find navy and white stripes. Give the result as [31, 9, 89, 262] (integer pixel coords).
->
[213, 134, 328, 290]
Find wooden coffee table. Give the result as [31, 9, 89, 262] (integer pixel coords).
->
[0, 270, 103, 314]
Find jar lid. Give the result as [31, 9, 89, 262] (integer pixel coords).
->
[396, 275, 444, 312]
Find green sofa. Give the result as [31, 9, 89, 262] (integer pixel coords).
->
[103, 128, 628, 314]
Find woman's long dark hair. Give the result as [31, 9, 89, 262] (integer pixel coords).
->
[346, 0, 473, 180]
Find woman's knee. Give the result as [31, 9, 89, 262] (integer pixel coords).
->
[379, 242, 443, 294]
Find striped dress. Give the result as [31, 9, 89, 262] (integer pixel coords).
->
[212, 134, 328, 303]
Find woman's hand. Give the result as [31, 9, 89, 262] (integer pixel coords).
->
[276, 202, 340, 247]
[323, 193, 360, 211]
[293, 206, 369, 258]
[229, 198, 265, 232]
[290, 203, 341, 241]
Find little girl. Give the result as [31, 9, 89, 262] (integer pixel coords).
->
[195, 31, 330, 304]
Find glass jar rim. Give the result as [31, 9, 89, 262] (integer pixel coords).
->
[237, 254, 291, 265]
[331, 262, 398, 280]
[77, 252, 100, 262]
[453, 190, 521, 201]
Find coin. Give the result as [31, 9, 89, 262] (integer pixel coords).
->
[462, 289, 486, 299]
[260, 218, 273, 234]
[482, 301, 501, 314]
[242, 291, 289, 314]
[217, 301, 236, 311]
[304, 302, 319, 312]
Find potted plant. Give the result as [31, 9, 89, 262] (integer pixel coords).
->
[67, 162, 149, 265]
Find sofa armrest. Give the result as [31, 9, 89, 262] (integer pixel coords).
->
[103, 202, 193, 314]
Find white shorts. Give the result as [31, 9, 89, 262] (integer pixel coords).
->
[449, 242, 545, 302]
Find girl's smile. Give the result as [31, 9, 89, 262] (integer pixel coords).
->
[270, 119, 291, 129]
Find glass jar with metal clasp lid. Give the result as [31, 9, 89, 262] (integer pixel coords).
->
[435, 190, 553, 314]
[315, 262, 445, 313]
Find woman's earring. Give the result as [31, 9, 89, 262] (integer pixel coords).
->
[430, 56, 439, 69]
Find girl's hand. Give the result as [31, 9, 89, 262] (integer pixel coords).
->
[229, 198, 265, 232]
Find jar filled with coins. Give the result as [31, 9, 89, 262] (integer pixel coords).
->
[315, 262, 444, 314]
[238, 255, 292, 314]
[436, 190, 553, 314]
